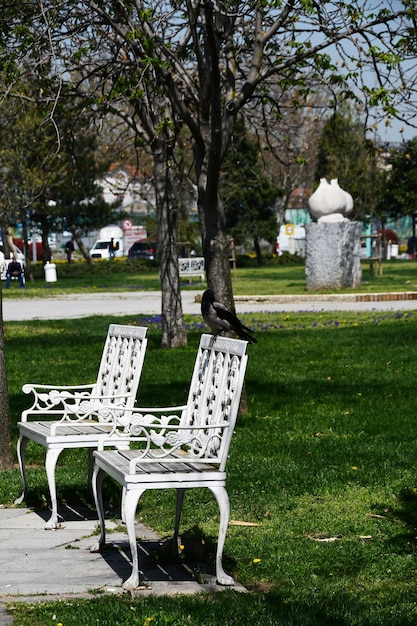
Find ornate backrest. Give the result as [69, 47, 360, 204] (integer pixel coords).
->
[21, 325, 148, 431]
[122, 334, 248, 473]
[182, 334, 248, 469]
[93, 324, 148, 407]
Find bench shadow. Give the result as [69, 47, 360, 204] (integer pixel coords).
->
[34, 503, 223, 586]
[96, 539, 202, 585]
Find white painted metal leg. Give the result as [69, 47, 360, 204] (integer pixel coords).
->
[121, 487, 127, 523]
[89, 451, 126, 518]
[209, 485, 234, 586]
[44, 448, 63, 529]
[87, 449, 94, 498]
[115, 444, 129, 523]
[90, 465, 106, 552]
[122, 488, 145, 590]
[14, 434, 29, 505]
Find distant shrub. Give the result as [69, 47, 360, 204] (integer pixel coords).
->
[30, 258, 158, 279]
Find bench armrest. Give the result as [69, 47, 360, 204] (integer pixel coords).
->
[23, 383, 95, 394]
[48, 398, 134, 437]
[96, 407, 229, 467]
[133, 405, 187, 414]
[21, 388, 132, 423]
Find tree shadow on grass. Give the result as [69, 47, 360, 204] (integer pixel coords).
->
[374, 486, 417, 555]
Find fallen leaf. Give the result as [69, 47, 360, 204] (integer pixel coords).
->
[310, 535, 342, 542]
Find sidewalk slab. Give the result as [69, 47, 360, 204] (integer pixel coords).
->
[0, 505, 244, 601]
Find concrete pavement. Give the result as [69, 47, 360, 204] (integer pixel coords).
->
[3, 289, 417, 321]
[0, 503, 243, 616]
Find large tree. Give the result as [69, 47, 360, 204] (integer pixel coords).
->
[1, 4, 189, 348]
[54, 14, 188, 347]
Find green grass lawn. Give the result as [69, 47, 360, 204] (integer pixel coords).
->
[3, 310, 417, 624]
[3, 257, 417, 298]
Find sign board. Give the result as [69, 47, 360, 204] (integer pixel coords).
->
[124, 226, 147, 248]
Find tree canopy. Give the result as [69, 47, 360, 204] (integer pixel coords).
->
[378, 137, 417, 220]
[314, 106, 382, 220]
[221, 118, 281, 262]
[3, 0, 417, 309]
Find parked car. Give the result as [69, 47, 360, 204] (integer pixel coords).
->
[127, 241, 157, 261]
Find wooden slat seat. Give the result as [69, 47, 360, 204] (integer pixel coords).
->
[15, 324, 148, 528]
[91, 333, 248, 589]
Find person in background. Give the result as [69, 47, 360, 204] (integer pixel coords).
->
[407, 236, 416, 260]
[6, 259, 25, 288]
[108, 238, 118, 260]
[65, 238, 75, 263]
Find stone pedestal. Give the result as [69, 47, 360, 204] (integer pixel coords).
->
[305, 222, 362, 291]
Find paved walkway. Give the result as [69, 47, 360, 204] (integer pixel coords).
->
[0, 503, 243, 621]
[3, 289, 417, 321]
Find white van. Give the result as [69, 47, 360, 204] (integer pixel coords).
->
[276, 224, 306, 257]
[90, 238, 123, 260]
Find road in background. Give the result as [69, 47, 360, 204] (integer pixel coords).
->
[3, 290, 417, 321]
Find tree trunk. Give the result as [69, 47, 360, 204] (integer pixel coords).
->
[153, 137, 187, 348]
[20, 209, 34, 283]
[196, 139, 235, 313]
[39, 214, 52, 263]
[254, 234, 263, 266]
[70, 224, 92, 264]
[0, 287, 14, 470]
[192, 4, 236, 313]
[1, 224, 15, 259]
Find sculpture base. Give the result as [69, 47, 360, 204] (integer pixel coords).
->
[305, 222, 362, 291]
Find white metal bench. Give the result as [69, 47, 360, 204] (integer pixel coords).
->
[15, 324, 148, 529]
[179, 257, 205, 282]
[0, 260, 7, 280]
[91, 333, 248, 589]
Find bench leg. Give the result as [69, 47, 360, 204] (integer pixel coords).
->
[15, 437, 63, 530]
[88, 449, 94, 498]
[122, 488, 145, 590]
[14, 434, 29, 506]
[90, 465, 106, 552]
[45, 448, 64, 529]
[209, 485, 234, 586]
[88, 450, 127, 522]
[121, 486, 127, 524]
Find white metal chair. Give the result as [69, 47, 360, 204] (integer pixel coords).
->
[15, 324, 148, 529]
[91, 333, 248, 589]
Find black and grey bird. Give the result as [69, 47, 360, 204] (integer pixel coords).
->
[201, 289, 257, 344]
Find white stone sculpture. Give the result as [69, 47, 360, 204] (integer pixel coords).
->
[308, 177, 354, 222]
[331, 178, 353, 215]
